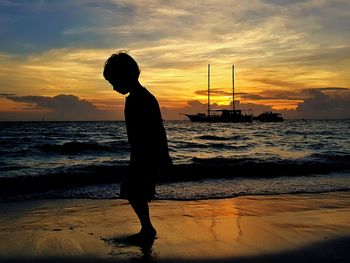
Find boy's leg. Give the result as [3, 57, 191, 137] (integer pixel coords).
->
[129, 200, 157, 238]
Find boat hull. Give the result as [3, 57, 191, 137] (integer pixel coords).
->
[185, 114, 253, 123]
[254, 112, 284, 122]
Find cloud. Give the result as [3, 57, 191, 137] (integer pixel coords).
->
[195, 89, 246, 97]
[4, 94, 119, 121]
[234, 79, 350, 101]
[283, 88, 350, 119]
[3, 89, 349, 121]
[2, 0, 349, 59]
[294, 90, 350, 119]
[1, 1, 350, 120]
[0, 93, 16, 96]
[262, 0, 309, 5]
[0, 0, 136, 53]
[311, 87, 349, 92]
[241, 90, 305, 101]
[8, 94, 96, 110]
[254, 78, 307, 89]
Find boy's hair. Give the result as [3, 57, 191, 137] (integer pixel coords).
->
[103, 52, 140, 81]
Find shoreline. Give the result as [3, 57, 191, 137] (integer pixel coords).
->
[1, 192, 350, 262]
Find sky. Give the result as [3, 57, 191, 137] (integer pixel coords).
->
[0, 0, 349, 120]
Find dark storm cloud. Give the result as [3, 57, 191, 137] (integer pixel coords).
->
[292, 89, 350, 119]
[311, 87, 349, 92]
[7, 94, 97, 111]
[5, 94, 116, 120]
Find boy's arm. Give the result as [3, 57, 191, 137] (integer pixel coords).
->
[149, 96, 173, 167]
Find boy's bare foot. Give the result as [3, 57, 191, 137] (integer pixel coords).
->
[124, 228, 157, 246]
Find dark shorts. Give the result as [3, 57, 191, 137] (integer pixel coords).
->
[120, 164, 159, 202]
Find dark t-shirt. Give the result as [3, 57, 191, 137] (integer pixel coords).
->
[125, 86, 170, 167]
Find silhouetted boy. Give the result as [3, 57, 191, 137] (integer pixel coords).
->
[103, 52, 172, 244]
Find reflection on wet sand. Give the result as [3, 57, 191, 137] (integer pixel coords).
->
[0, 192, 350, 262]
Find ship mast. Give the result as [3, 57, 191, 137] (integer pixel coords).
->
[232, 64, 235, 111]
[208, 64, 211, 116]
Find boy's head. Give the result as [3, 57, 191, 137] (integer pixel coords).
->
[103, 52, 140, 94]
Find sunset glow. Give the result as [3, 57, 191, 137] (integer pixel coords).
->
[0, 0, 349, 120]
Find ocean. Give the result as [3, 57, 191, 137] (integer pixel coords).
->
[0, 120, 349, 201]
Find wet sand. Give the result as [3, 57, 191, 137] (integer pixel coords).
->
[1, 192, 350, 262]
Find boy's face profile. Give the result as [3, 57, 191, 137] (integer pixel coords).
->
[108, 77, 131, 95]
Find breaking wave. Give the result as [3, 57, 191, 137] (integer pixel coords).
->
[1, 153, 349, 200]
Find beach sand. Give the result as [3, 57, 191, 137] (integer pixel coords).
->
[1, 192, 350, 262]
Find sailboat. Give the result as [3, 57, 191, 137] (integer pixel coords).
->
[185, 64, 253, 122]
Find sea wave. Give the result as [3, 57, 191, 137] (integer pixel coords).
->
[1, 154, 349, 199]
[197, 135, 230, 141]
[5, 175, 350, 201]
[197, 134, 248, 141]
[38, 140, 129, 154]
